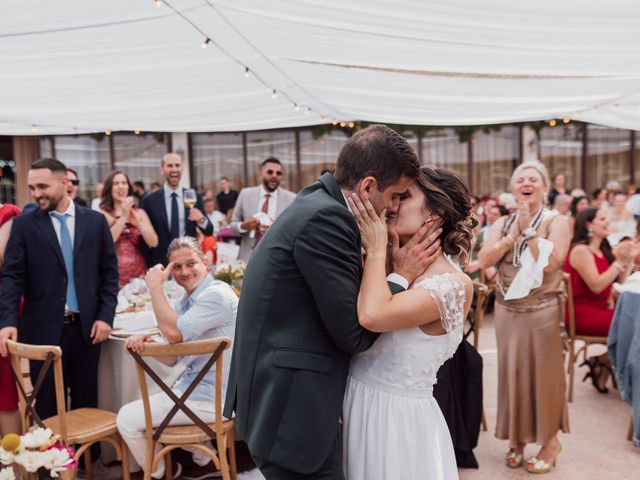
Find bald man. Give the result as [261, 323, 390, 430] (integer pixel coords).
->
[141, 153, 212, 267]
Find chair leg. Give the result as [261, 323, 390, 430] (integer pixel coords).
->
[165, 452, 173, 480]
[228, 431, 238, 480]
[120, 437, 131, 480]
[84, 450, 93, 480]
[218, 435, 231, 480]
[568, 344, 575, 403]
[628, 418, 634, 442]
[481, 409, 488, 432]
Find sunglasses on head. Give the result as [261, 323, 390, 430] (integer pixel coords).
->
[265, 169, 283, 176]
[69, 179, 80, 186]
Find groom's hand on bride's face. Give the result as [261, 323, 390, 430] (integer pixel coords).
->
[390, 221, 443, 284]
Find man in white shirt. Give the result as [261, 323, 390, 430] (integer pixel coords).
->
[230, 158, 296, 262]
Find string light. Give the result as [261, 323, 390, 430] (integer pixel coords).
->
[243, 67, 250, 78]
[340, 121, 346, 128]
[134, 129, 141, 135]
[294, 103, 299, 112]
[155, 0, 162, 6]
[320, 116, 326, 123]
[304, 107, 311, 115]
[271, 90, 277, 99]
[548, 119, 556, 127]
[348, 121, 355, 128]
[31, 124, 38, 132]
[331, 118, 338, 126]
[202, 38, 210, 49]
[591, 107, 598, 113]
[105, 129, 112, 136]
[612, 104, 620, 112]
[562, 117, 570, 124]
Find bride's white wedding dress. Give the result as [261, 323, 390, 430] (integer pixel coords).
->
[342, 269, 466, 480]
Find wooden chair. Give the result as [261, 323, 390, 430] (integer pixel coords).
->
[466, 282, 489, 350]
[562, 273, 609, 402]
[127, 337, 236, 480]
[7, 340, 129, 480]
[628, 417, 635, 442]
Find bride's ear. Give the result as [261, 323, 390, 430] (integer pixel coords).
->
[357, 176, 377, 200]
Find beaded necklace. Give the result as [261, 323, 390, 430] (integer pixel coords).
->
[501, 206, 545, 267]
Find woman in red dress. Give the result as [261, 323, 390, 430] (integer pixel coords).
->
[0, 202, 21, 436]
[564, 207, 636, 392]
[99, 171, 158, 288]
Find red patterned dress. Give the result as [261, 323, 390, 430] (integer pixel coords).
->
[0, 203, 21, 411]
[107, 210, 147, 288]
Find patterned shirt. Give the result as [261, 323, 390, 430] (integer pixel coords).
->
[172, 275, 238, 402]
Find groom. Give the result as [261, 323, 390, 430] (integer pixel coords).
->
[224, 125, 440, 479]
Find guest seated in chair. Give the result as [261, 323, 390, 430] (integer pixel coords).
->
[116, 236, 238, 479]
[564, 207, 637, 392]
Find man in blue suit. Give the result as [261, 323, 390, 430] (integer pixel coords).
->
[141, 153, 212, 267]
[0, 158, 119, 420]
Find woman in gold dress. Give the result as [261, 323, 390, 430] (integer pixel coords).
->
[478, 161, 571, 474]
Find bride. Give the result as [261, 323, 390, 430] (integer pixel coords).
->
[343, 166, 475, 480]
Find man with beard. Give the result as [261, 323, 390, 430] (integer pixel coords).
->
[230, 158, 296, 262]
[141, 153, 212, 267]
[0, 158, 118, 423]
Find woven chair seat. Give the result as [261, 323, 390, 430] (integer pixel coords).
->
[44, 408, 118, 444]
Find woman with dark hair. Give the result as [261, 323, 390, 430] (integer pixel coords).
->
[564, 207, 636, 392]
[342, 167, 474, 479]
[100, 171, 158, 287]
[478, 161, 570, 474]
[569, 195, 590, 233]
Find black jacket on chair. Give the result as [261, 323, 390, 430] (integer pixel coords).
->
[224, 173, 404, 474]
[0, 205, 119, 345]
[141, 187, 212, 267]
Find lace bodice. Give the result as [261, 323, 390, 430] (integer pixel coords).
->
[350, 272, 466, 397]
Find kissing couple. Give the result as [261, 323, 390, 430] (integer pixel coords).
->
[225, 124, 475, 480]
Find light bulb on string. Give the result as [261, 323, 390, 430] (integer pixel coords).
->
[348, 121, 355, 128]
[294, 104, 300, 112]
[271, 90, 277, 99]
[591, 107, 598, 113]
[548, 119, 556, 127]
[331, 118, 338, 126]
[155, 0, 162, 7]
[612, 104, 620, 112]
[320, 116, 326, 124]
[134, 129, 141, 135]
[244, 67, 250, 78]
[105, 129, 112, 136]
[31, 124, 38, 132]
[562, 117, 570, 124]
[202, 38, 210, 49]
[340, 121, 346, 128]
[304, 107, 311, 115]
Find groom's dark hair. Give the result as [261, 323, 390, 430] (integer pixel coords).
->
[333, 124, 420, 191]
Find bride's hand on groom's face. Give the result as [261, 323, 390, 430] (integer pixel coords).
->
[390, 221, 443, 284]
[348, 193, 388, 256]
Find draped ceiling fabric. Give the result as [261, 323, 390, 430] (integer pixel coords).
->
[2, 0, 640, 135]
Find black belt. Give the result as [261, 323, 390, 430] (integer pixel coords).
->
[63, 312, 80, 325]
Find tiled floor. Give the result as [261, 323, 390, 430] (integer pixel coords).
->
[459, 313, 639, 480]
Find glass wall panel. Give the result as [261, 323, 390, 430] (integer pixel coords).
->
[421, 129, 468, 185]
[112, 133, 170, 193]
[191, 133, 244, 195]
[299, 129, 347, 188]
[39, 137, 53, 158]
[0, 136, 16, 204]
[472, 126, 519, 196]
[538, 124, 582, 193]
[586, 125, 631, 194]
[246, 131, 297, 191]
[53, 135, 111, 201]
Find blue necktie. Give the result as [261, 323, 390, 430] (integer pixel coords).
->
[51, 212, 79, 312]
[170, 192, 180, 239]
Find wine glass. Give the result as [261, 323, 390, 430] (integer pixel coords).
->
[183, 189, 197, 209]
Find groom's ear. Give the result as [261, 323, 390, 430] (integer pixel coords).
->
[358, 176, 377, 200]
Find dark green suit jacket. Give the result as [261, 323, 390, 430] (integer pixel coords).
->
[224, 173, 403, 473]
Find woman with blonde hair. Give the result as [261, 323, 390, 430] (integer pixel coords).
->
[478, 161, 570, 474]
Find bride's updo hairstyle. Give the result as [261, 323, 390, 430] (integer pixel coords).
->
[415, 167, 476, 263]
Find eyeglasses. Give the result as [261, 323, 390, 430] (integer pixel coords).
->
[265, 170, 283, 176]
[69, 179, 80, 186]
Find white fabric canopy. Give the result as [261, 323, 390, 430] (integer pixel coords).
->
[2, 0, 640, 135]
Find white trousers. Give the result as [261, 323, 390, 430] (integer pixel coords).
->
[116, 390, 215, 478]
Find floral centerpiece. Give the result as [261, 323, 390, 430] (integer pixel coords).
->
[213, 260, 246, 294]
[0, 428, 76, 479]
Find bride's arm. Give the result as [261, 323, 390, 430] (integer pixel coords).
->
[348, 195, 464, 333]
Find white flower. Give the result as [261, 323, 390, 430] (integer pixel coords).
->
[14, 450, 46, 472]
[40, 448, 75, 477]
[0, 449, 15, 466]
[20, 428, 53, 449]
[0, 467, 15, 480]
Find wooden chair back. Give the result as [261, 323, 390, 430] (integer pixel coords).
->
[466, 282, 489, 350]
[7, 340, 68, 440]
[127, 337, 235, 479]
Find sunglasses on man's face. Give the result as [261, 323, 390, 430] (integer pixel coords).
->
[69, 179, 80, 186]
[265, 170, 283, 176]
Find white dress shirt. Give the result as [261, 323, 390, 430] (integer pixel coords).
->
[49, 199, 76, 312]
[257, 187, 278, 220]
[164, 184, 186, 237]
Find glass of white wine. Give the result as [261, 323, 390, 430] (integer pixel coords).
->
[183, 189, 197, 209]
